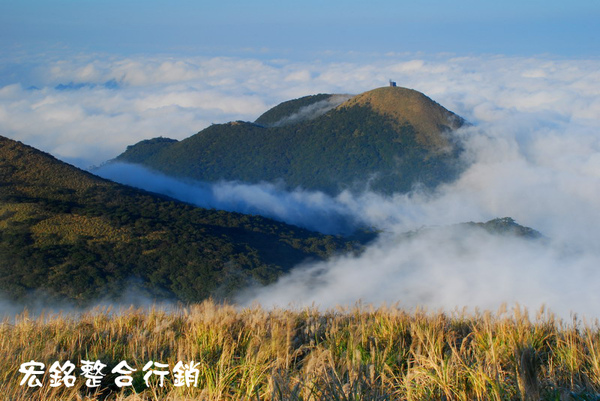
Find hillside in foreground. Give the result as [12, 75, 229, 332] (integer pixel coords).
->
[116, 86, 467, 195]
[0, 135, 352, 305]
[3, 300, 599, 400]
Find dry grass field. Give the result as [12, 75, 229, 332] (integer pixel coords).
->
[2, 300, 600, 400]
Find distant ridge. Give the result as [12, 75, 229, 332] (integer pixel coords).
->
[116, 86, 467, 194]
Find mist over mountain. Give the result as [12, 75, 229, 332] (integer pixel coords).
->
[254, 93, 353, 127]
[116, 86, 466, 195]
[95, 162, 363, 235]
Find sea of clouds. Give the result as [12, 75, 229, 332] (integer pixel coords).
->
[1, 51, 600, 318]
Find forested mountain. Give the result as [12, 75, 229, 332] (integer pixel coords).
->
[0, 135, 352, 305]
[116, 86, 467, 194]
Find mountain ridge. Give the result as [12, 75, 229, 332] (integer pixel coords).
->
[0, 135, 352, 305]
[115, 86, 467, 194]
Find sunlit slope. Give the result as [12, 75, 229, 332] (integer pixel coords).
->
[0, 135, 350, 305]
[341, 86, 464, 150]
[116, 86, 466, 194]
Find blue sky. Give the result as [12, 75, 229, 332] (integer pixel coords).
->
[2, 0, 599, 57]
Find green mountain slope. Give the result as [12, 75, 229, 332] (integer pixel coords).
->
[0, 135, 351, 305]
[116, 86, 466, 194]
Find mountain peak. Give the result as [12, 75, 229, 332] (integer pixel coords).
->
[339, 86, 465, 150]
[116, 87, 467, 194]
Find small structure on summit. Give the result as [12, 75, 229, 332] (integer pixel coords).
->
[389, 80, 397, 87]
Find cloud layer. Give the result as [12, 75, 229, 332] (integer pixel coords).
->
[2, 52, 599, 168]
[234, 115, 600, 318]
[2, 51, 600, 318]
[238, 226, 600, 320]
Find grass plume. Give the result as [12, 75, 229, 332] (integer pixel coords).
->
[2, 301, 600, 400]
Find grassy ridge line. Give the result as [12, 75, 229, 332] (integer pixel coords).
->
[339, 87, 465, 150]
[3, 301, 600, 400]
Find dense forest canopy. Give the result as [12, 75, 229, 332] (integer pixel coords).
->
[0, 135, 353, 305]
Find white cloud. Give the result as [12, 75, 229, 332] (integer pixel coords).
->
[238, 225, 600, 319]
[234, 112, 600, 317]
